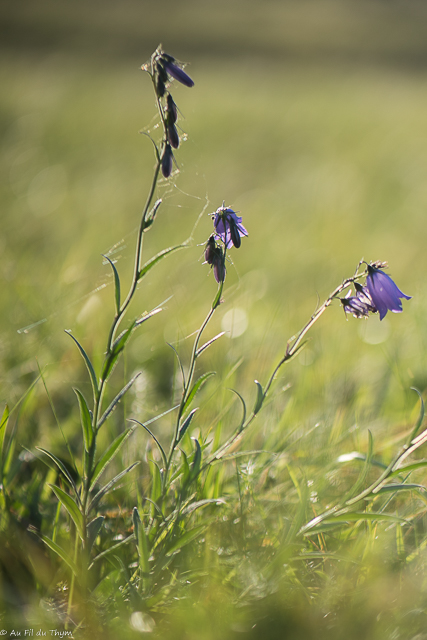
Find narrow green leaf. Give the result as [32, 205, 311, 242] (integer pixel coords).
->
[196, 332, 225, 358]
[183, 372, 216, 414]
[189, 438, 202, 482]
[323, 511, 409, 525]
[389, 460, 427, 478]
[343, 430, 374, 502]
[229, 388, 246, 433]
[143, 198, 162, 231]
[90, 534, 135, 568]
[177, 409, 197, 443]
[87, 516, 104, 552]
[133, 507, 150, 574]
[49, 484, 84, 539]
[102, 321, 137, 380]
[36, 447, 79, 499]
[97, 373, 140, 430]
[138, 244, 186, 281]
[180, 450, 190, 485]
[103, 254, 121, 315]
[253, 380, 264, 415]
[89, 462, 140, 514]
[90, 426, 137, 490]
[180, 498, 225, 516]
[0, 405, 10, 468]
[407, 387, 425, 445]
[212, 281, 224, 310]
[74, 388, 93, 452]
[166, 524, 206, 556]
[65, 331, 99, 400]
[40, 534, 78, 575]
[374, 483, 426, 494]
[150, 460, 162, 514]
[130, 419, 167, 469]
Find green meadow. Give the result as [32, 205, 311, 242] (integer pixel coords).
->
[1, 1, 427, 637]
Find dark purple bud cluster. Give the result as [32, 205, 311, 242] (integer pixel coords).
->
[145, 48, 194, 178]
[204, 235, 226, 283]
[204, 205, 248, 284]
[340, 263, 411, 321]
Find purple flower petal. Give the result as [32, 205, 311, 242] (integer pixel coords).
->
[366, 266, 411, 321]
[213, 206, 248, 249]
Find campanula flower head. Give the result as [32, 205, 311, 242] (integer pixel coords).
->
[366, 264, 411, 321]
[213, 205, 248, 249]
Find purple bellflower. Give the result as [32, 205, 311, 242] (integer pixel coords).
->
[366, 264, 411, 321]
[213, 205, 248, 249]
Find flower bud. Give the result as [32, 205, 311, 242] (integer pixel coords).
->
[162, 59, 194, 87]
[167, 123, 180, 149]
[161, 143, 173, 178]
[166, 93, 178, 124]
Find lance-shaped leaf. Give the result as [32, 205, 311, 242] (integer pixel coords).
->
[103, 254, 121, 315]
[40, 534, 78, 575]
[49, 484, 84, 540]
[74, 388, 93, 452]
[143, 198, 162, 231]
[97, 373, 140, 430]
[196, 332, 225, 358]
[36, 447, 80, 500]
[138, 244, 186, 281]
[177, 409, 197, 443]
[166, 524, 206, 557]
[133, 507, 150, 575]
[229, 388, 246, 433]
[88, 462, 140, 514]
[182, 372, 216, 414]
[65, 331, 98, 400]
[253, 380, 264, 415]
[89, 534, 135, 568]
[342, 430, 373, 502]
[187, 438, 202, 484]
[90, 426, 137, 490]
[87, 516, 104, 552]
[102, 321, 137, 380]
[180, 498, 225, 516]
[130, 419, 167, 469]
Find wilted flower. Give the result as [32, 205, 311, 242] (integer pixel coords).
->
[213, 205, 248, 249]
[204, 235, 225, 283]
[354, 282, 377, 314]
[366, 265, 411, 321]
[161, 143, 173, 178]
[340, 292, 371, 319]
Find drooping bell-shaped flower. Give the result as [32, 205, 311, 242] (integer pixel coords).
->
[366, 265, 411, 321]
[213, 205, 248, 249]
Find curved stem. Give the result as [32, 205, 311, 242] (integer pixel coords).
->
[205, 267, 367, 467]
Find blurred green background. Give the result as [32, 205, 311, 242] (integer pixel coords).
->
[1, 0, 427, 455]
[3, 1, 427, 636]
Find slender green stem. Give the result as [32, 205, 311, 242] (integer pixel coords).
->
[205, 268, 367, 467]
